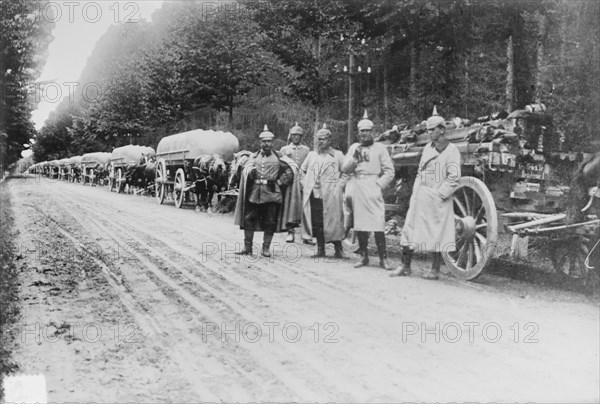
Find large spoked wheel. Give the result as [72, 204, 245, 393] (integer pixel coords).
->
[155, 160, 166, 204]
[442, 176, 498, 280]
[173, 168, 185, 209]
[116, 168, 125, 194]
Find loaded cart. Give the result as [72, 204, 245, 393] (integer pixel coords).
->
[108, 145, 156, 193]
[155, 129, 238, 208]
[57, 158, 71, 180]
[81, 152, 111, 186]
[67, 156, 83, 182]
[384, 104, 599, 282]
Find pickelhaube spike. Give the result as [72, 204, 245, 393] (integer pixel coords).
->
[289, 122, 304, 135]
[317, 122, 331, 138]
[357, 110, 374, 130]
[432, 105, 439, 116]
[259, 124, 274, 139]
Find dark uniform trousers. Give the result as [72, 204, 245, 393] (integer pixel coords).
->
[244, 202, 280, 234]
[309, 193, 325, 245]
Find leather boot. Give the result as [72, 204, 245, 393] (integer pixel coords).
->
[374, 232, 391, 270]
[353, 232, 369, 268]
[389, 246, 413, 277]
[312, 227, 326, 257]
[262, 232, 274, 257]
[333, 241, 346, 259]
[286, 229, 295, 243]
[235, 230, 254, 255]
[422, 252, 441, 280]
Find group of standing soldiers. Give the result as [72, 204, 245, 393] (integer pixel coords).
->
[233, 109, 461, 281]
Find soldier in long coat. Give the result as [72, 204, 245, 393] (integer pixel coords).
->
[390, 112, 461, 279]
[300, 124, 347, 258]
[342, 111, 395, 270]
[280, 123, 310, 243]
[234, 125, 302, 257]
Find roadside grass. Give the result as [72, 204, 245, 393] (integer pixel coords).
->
[0, 180, 20, 399]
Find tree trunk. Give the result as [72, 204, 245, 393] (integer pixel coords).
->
[383, 57, 389, 127]
[313, 35, 322, 150]
[409, 39, 419, 109]
[313, 107, 320, 151]
[347, 53, 355, 150]
[535, 11, 548, 103]
[463, 56, 469, 118]
[505, 35, 515, 112]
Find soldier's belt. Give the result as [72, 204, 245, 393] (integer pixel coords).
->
[355, 173, 378, 179]
[254, 179, 269, 184]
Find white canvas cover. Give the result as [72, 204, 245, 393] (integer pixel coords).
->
[81, 152, 112, 165]
[110, 145, 156, 164]
[156, 129, 239, 161]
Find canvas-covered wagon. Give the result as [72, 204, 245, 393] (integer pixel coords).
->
[67, 156, 83, 182]
[155, 129, 239, 208]
[108, 145, 156, 193]
[57, 158, 72, 180]
[81, 152, 111, 186]
[46, 160, 60, 179]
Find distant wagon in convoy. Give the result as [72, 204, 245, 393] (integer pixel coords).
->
[108, 145, 156, 194]
[67, 156, 83, 182]
[47, 160, 60, 179]
[155, 129, 239, 208]
[57, 158, 71, 180]
[80, 152, 111, 186]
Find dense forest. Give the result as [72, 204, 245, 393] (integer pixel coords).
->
[3, 0, 599, 166]
[0, 0, 53, 169]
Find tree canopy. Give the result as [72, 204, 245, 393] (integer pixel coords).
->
[25, 0, 600, 162]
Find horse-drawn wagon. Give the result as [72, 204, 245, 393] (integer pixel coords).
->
[384, 105, 599, 283]
[66, 156, 83, 182]
[108, 145, 156, 193]
[155, 129, 238, 208]
[80, 152, 111, 186]
[57, 158, 72, 181]
[46, 160, 60, 179]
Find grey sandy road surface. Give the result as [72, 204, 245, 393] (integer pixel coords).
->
[4, 176, 599, 402]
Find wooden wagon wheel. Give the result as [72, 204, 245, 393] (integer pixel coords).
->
[442, 176, 498, 280]
[173, 168, 186, 209]
[116, 168, 125, 194]
[155, 159, 166, 204]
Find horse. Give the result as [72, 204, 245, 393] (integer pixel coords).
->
[566, 152, 600, 223]
[191, 154, 230, 211]
[228, 150, 252, 190]
[129, 153, 156, 195]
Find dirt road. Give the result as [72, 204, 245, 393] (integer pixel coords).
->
[2, 175, 599, 402]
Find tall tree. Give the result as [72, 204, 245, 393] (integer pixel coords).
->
[0, 0, 54, 167]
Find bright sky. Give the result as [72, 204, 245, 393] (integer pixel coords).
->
[31, 0, 164, 130]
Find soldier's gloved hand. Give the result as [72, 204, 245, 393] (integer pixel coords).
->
[353, 146, 363, 162]
[249, 167, 257, 179]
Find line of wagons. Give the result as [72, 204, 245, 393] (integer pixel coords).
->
[28, 129, 244, 211]
[27, 120, 599, 285]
